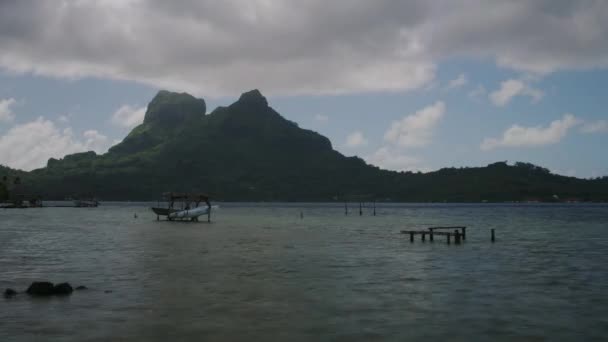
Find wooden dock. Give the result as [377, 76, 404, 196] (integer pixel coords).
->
[401, 226, 496, 244]
[401, 229, 462, 244]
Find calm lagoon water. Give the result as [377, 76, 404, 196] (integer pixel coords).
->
[1, 203, 607, 341]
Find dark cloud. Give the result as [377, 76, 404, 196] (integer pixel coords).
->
[0, 0, 607, 96]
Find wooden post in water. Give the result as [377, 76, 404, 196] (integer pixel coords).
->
[447, 233, 451, 245]
[454, 230, 461, 244]
[208, 206, 211, 223]
[373, 200, 376, 216]
[421, 232, 426, 242]
[430, 231, 434, 242]
[491, 229, 495, 242]
[345, 202, 348, 216]
[409, 232, 414, 242]
[359, 202, 362, 216]
[462, 227, 466, 240]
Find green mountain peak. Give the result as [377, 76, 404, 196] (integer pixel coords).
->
[143, 90, 206, 125]
[236, 89, 268, 107]
[5, 89, 608, 202]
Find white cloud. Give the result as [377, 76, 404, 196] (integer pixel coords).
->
[581, 120, 608, 134]
[2, 2, 608, 96]
[314, 114, 328, 123]
[489, 79, 543, 106]
[0, 98, 16, 122]
[0, 117, 112, 170]
[366, 146, 427, 172]
[58, 115, 70, 123]
[447, 73, 467, 89]
[384, 101, 445, 147]
[110, 105, 147, 128]
[468, 85, 487, 101]
[481, 114, 580, 150]
[83, 129, 110, 152]
[344, 131, 368, 148]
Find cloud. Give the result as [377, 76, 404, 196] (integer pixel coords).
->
[489, 79, 543, 106]
[481, 114, 580, 150]
[446, 73, 467, 89]
[0, 117, 111, 170]
[58, 114, 70, 123]
[581, 120, 608, 134]
[365, 146, 426, 172]
[0, 1, 435, 96]
[344, 131, 368, 148]
[371, 101, 444, 171]
[0, 98, 16, 122]
[468, 84, 487, 101]
[384, 101, 445, 147]
[110, 105, 147, 128]
[314, 114, 328, 123]
[1, 1, 608, 96]
[83, 129, 110, 152]
[424, 1, 608, 74]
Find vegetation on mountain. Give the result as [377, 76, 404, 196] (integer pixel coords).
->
[0, 165, 27, 201]
[2, 90, 608, 202]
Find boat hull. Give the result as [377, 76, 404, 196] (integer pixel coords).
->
[168, 206, 210, 219]
[151, 207, 179, 216]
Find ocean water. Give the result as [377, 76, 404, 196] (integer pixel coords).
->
[1, 203, 607, 341]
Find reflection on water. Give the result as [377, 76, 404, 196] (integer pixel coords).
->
[1, 203, 608, 341]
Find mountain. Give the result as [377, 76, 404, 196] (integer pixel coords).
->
[3, 90, 608, 202]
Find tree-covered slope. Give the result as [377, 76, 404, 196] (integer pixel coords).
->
[4, 90, 608, 201]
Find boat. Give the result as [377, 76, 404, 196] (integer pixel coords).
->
[168, 206, 210, 219]
[151, 207, 179, 216]
[151, 192, 213, 222]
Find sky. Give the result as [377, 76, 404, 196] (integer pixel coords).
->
[0, 1, 607, 177]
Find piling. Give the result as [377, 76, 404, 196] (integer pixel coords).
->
[373, 200, 376, 216]
[430, 231, 434, 242]
[359, 202, 363, 216]
[421, 232, 426, 242]
[462, 227, 466, 240]
[345, 202, 348, 216]
[454, 230, 461, 244]
[491, 229, 495, 242]
[410, 232, 414, 242]
[447, 233, 451, 245]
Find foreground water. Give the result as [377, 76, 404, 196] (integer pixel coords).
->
[1, 203, 607, 341]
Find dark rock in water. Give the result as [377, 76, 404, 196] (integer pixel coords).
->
[75, 285, 88, 291]
[26, 282, 55, 296]
[53, 282, 73, 295]
[4, 288, 17, 298]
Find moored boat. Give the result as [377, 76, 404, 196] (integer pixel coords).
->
[151, 192, 212, 222]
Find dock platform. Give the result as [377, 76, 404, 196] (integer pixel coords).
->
[401, 226, 496, 243]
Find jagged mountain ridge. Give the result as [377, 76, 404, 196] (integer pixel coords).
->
[4, 90, 608, 201]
